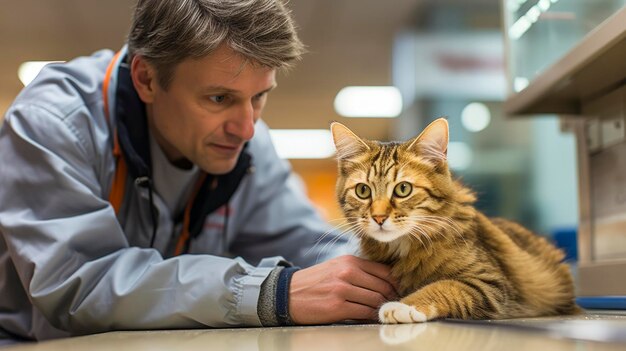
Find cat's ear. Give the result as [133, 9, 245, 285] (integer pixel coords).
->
[330, 122, 370, 160]
[407, 118, 449, 163]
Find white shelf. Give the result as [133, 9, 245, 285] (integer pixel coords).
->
[504, 7, 626, 116]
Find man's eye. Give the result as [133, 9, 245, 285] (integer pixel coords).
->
[209, 95, 226, 103]
[254, 92, 266, 100]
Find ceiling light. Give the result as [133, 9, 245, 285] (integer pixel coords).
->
[269, 129, 335, 159]
[461, 102, 491, 132]
[508, 0, 560, 40]
[514, 77, 530, 92]
[334, 86, 403, 118]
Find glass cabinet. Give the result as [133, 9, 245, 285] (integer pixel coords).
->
[503, 0, 626, 93]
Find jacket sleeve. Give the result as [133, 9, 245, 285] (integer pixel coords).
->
[229, 121, 355, 269]
[0, 103, 283, 335]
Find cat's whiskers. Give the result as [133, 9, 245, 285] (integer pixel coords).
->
[409, 215, 469, 249]
[319, 230, 353, 263]
[316, 224, 368, 264]
[412, 221, 436, 247]
[429, 215, 464, 234]
[406, 234, 426, 252]
[312, 221, 366, 264]
[305, 220, 360, 258]
[409, 218, 451, 249]
[392, 216, 431, 250]
[423, 216, 469, 248]
[407, 227, 433, 255]
[414, 217, 456, 243]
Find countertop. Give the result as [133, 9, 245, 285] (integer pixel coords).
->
[3, 312, 626, 351]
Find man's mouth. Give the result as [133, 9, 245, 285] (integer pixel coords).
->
[212, 143, 239, 150]
[209, 143, 241, 156]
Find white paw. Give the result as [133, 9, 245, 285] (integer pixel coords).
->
[378, 302, 427, 324]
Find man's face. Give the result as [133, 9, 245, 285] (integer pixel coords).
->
[145, 45, 276, 174]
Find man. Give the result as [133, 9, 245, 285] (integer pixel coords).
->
[0, 0, 396, 341]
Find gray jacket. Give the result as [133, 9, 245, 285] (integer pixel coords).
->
[0, 47, 348, 340]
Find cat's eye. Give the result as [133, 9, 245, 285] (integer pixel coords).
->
[355, 183, 371, 199]
[394, 182, 412, 198]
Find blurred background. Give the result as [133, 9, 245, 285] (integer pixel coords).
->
[0, 0, 581, 240]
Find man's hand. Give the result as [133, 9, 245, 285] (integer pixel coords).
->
[289, 255, 398, 324]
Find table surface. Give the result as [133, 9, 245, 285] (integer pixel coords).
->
[4, 313, 626, 351]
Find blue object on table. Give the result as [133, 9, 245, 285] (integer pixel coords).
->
[576, 296, 626, 310]
[552, 227, 577, 261]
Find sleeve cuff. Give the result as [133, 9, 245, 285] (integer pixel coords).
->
[275, 267, 299, 326]
[257, 266, 300, 326]
[257, 266, 283, 326]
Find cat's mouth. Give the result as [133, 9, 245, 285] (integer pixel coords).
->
[374, 226, 392, 233]
[365, 225, 407, 243]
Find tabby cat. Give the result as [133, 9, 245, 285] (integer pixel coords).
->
[330, 118, 578, 324]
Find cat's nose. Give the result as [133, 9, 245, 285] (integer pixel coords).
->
[372, 215, 388, 226]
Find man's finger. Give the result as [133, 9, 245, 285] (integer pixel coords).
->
[343, 285, 387, 309]
[345, 269, 398, 301]
[349, 256, 400, 293]
[341, 302, 378, 321]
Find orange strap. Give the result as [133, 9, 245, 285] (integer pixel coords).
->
[103, 51, 127, 215]
[102, 51, 121, 124]
[174, 173, 209, 256]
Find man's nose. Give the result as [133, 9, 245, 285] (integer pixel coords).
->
[225, 103, 256, 141]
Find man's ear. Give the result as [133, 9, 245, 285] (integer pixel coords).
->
[130, 55, 157, 104]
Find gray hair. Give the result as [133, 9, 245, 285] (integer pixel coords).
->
[127, 0, 305, 88]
